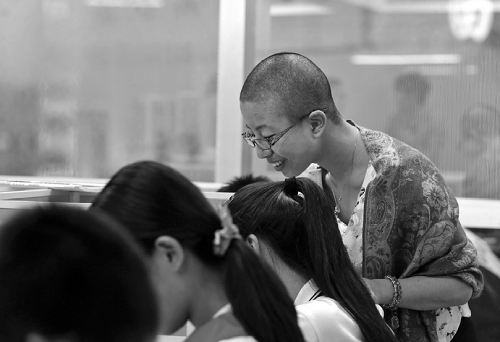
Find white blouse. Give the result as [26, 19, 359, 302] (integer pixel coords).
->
[294, 280, 366, 342]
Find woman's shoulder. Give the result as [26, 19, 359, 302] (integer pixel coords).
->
[296, 298, 364, 342]
[296, 297, 357, 323]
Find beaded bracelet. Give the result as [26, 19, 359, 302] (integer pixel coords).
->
[382, 275, 402, 330]
[382, 275, 402, 310]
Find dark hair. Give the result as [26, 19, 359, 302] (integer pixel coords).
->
[90, 161, 305, 342]
[394, 72, 430, 104]
[0, 206, 158, 342]
[240, 52, 342, 123]
[228, 177, 398, 342]
[218, 174, 272, 192]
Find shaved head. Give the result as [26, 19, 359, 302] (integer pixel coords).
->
[240, 52, 341, 123]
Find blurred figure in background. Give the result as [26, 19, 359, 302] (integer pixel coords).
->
[386, 72, 445, 166]
[459, 104, 500, 199]
[465, 228, 500, 342]
[455, 104, 500, 342]
[0, 206, 159, 342]
[459, 104, 500, 341]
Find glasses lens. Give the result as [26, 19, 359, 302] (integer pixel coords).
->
[255, 139, 271, 150]
[241, 132, 271, 150]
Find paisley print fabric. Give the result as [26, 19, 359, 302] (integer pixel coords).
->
[334, 163, 471, 342]
[359, 127, 483, 342]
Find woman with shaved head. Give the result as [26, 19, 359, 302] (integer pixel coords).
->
[239, 52, 483, 342]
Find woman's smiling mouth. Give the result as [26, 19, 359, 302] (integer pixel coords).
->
[271, 160, 285, 168]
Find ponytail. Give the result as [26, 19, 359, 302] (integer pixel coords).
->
[214, 205, 305, 342]
[293, 178, 397, 342]
[223, 240, 305, 342]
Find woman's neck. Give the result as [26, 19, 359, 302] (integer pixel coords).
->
[319, 122, 369, 190]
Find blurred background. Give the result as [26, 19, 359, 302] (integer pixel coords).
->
[2, 0, 500, 199]
[1, 0, 499, 197]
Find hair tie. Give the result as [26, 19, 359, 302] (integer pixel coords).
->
[221, 194, 234, 207]
[213, 206, 242, 256]
[284, 177, 304, 202]
[284, 177, 298, 195]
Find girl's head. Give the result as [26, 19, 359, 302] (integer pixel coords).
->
[0, 206, 158, 342]
[90, 161, 305, 342]
[228, 177, 397, 342]
[228, 177, 347, 289]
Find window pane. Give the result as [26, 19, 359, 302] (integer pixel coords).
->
[0, 0, 219, 181]
[249, 0, 500, 200]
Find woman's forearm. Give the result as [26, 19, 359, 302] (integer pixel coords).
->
[364, 275, 473, 311]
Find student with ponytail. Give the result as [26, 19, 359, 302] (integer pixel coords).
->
[90, 161, 305, 342]
[227, 177, 398, 342]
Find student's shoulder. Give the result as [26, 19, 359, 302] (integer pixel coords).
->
[296, 297, 350, 321]
[186, 312, 251, 342]
[219, 337, 257, 342]
[296, 298, 363, 342]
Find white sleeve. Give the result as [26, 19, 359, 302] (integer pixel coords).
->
[219, 337, 257, 342]
[297, 310, 320, 342]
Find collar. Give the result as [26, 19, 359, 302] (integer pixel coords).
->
[294, 279, 320, 306]
[346, 119, 357, 128]
[212, 303, 232, 319]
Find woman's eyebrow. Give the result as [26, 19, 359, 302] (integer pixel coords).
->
[245, 123, 269, 132]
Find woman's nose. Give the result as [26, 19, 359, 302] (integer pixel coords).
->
[256, 146, 273, 159]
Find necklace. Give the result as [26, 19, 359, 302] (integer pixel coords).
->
[333, 133, 358, 217]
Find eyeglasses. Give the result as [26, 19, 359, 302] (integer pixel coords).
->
[242, 109, 325, 150]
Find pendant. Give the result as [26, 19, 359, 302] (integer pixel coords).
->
[334, 205, 340, 217]
[390, 314, 399, 330]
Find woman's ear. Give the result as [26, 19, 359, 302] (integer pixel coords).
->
[154, 236, 185, 272]
[308, 110, 327, 137]
[246, 234, 261, 255]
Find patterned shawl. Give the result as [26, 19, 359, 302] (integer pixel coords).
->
[359, 127, 483, 342]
